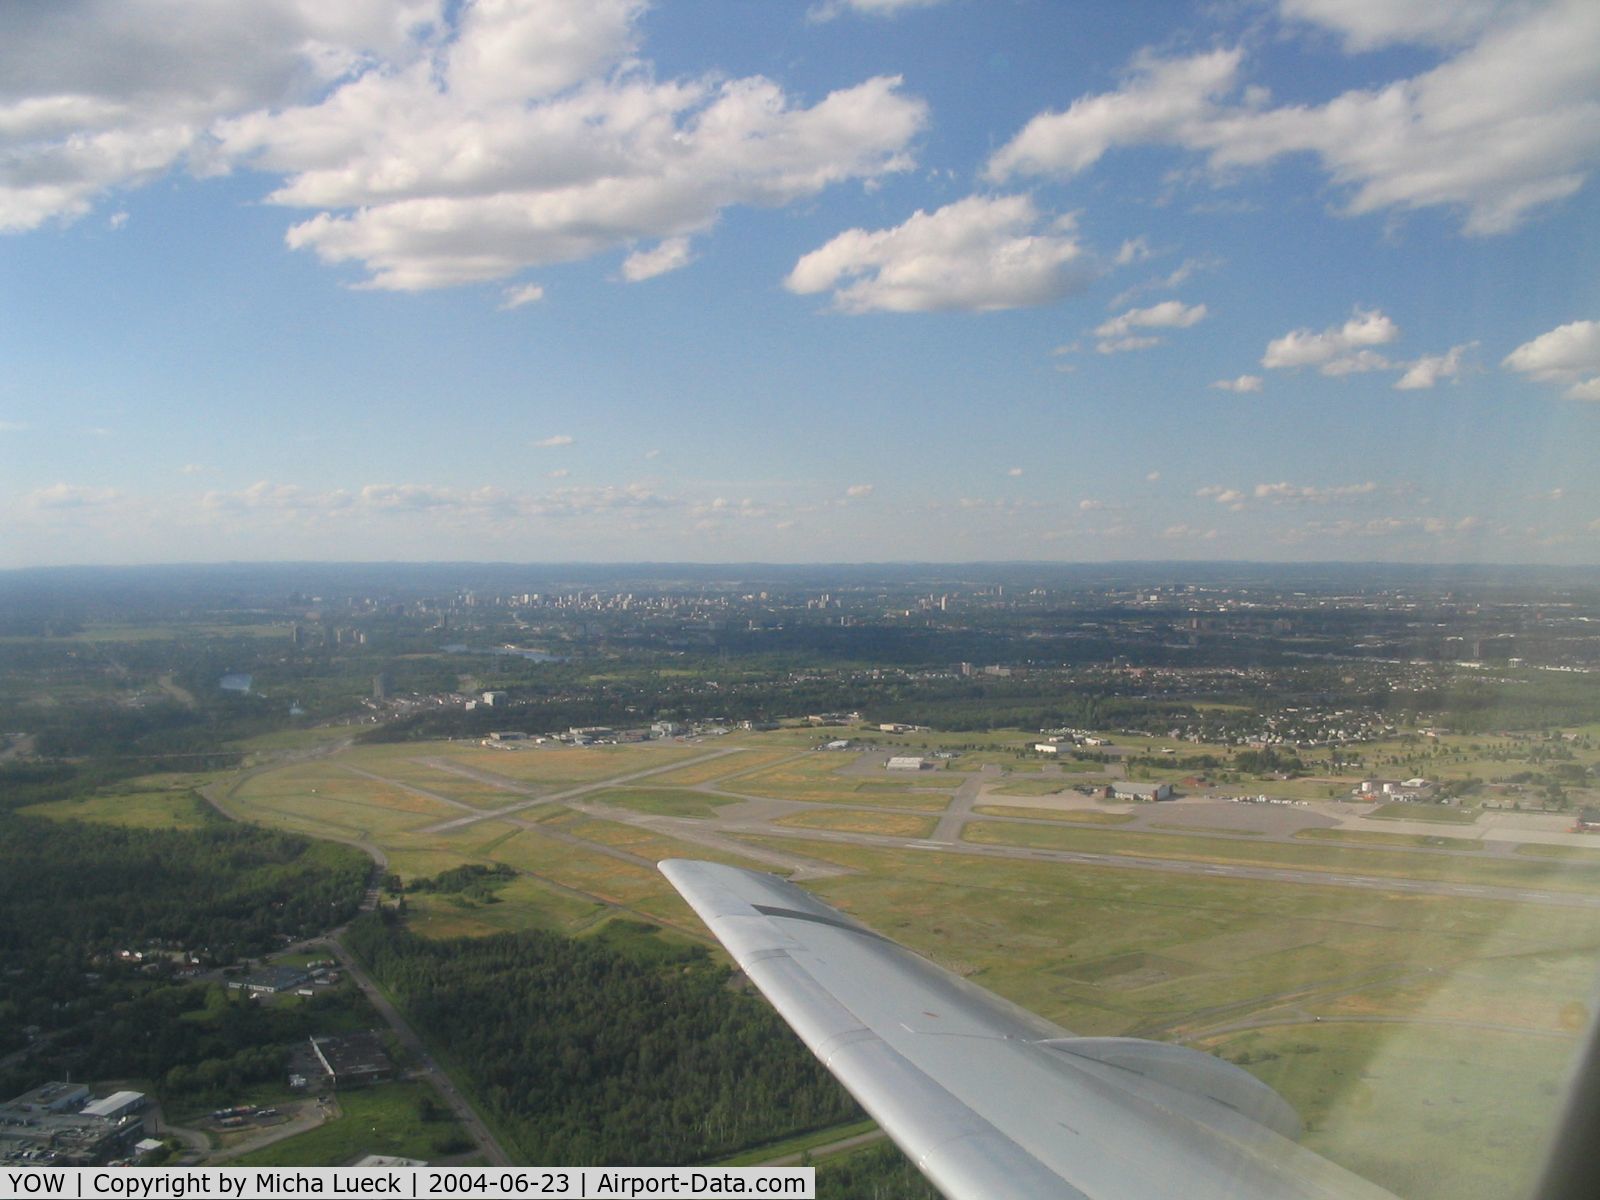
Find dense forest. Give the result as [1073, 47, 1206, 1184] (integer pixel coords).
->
[0, 810, 369, 1056]
[342, 912, 859, 1164]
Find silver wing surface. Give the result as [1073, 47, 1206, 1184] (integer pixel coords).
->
[660, 859, 1398, 1200]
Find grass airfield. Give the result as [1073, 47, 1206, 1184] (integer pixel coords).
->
[36, 725, 1600, 1198]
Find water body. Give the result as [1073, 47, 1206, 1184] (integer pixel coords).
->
[219, 672, 253, 693]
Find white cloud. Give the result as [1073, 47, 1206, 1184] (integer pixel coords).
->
[1280, 0, 1509, 51]
[1, 2, 928, 289]
[1096, 336, 1160, 354]
[1395, 342, 1474, 389]
[785, 194, 1090, 314]
[1114, 236, 1152, 265]
[845, 483, 875, 498]
[0, 419, 28, 433]
[1094, 299, 1206, 352]
[1007, 467, 1024, 477]
[1145, 470, 1161, 482]
[241, 44, 927, 291]
[1253, 480, 1379, 505]
[988, 3, 1600, 235]
[1211, 374, 1263, 392]
[0, 1, 442, 231]
[1108, 255, 1223, 309]
[621, 236, 694, 283]
[643, 448, 661, 459]
[547, 468, 570, 479]
[809, 0, 946, 20]
[987, 48, 1245, 182]
[1503, 319, 1600, 399]
[1197, 485, 1246, 506]
[1078, 498, 1106, 511]
[1262, 308, 1399, 372]
[24, 482, 119, 509]
[500, 283, 545, 309]
[534, 434, 575, 448]
[1160, 523, 1219, 541]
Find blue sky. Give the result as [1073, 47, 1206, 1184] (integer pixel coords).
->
[2, 0, 1598, 566]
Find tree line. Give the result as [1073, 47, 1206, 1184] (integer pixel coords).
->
[342, 911, 859, 1164]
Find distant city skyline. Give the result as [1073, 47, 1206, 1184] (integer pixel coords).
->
[2, 0, 1597, 567]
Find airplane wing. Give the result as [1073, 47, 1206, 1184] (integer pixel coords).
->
[660, 859, 1398, 1200]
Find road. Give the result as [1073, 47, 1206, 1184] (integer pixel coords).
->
[324, 931, 513, 1167]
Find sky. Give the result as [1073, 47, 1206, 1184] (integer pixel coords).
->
[2, 0, 1598, 567]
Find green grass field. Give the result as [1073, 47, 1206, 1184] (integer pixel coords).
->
[22, 780, 219, 830]
[1296, 827, 1484, 851]
[589, 787, 739, 819]
[962, 819, 1600, 893]
[1201, 1023, 1578, 1200]
[1515, 842, 1600, 860]
[229, 1083, 469, 1167]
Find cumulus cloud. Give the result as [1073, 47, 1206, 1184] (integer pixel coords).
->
[987, 3, 1600, 235]
[986, 48, 1244, 182]
[1078, 498, 1106, 511]
[1503, 319, 1600, 399]
[1145, 470, 1161, 482]
[0, 1, 442, 231]
[621, 236, 694, 282]
[534, 434, 575, 447]
[1094, 299, 1206, 352]
[845, 483, 875, 498]
[2, 2, 928, 290]
[1211, 374, 1263, 392]
[785, 194, 1090, 314]
[500, 283, 545, 309]
[1254, 480, 1378, 504]
[1395, 342, 1474, 389]
[1197, 485, 1246, 507]
[1280, 0, 1509, 52]
[24, 482, 120, 509]
[1262, 308, 1399, 373]
[1007, 467, 1024, 477]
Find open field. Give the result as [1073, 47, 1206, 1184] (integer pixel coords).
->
[233, 766, 461, 837]
[1516, 842, 1600, 860]
[229, 1083, 468, 1167]
[1296, 828, 1484, 851]
[644, 748, 799, 786]
[23, 778, 220, 830]
[962, 820, 1600, 893]
[205, 732, 1600, 1200]
[774, 808, 940, 839]
[429, 743, 706, 786]
[1199, 1024, 1575, 1200]
[728, 758, 953, 809]
[590, 787, 739, 819]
